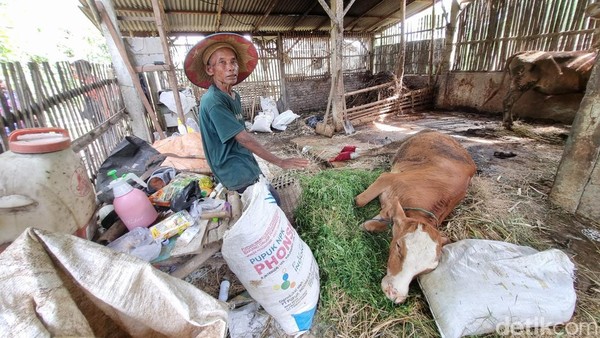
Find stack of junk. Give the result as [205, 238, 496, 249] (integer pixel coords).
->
[0, 127, 320, 337]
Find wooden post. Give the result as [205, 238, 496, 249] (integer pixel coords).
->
[276, 33, 289, 111]
[550, 53, 600, 220]
[95, 1, 165, 139]
[435, 0, 461, 104]
[428, 0, 435, 86]
[395, 0, 406, 94]
[151, 0, 187, 129]
[318, 0, 345, 131]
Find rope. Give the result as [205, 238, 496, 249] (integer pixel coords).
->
[368, 206, 439, 227]
[403, 207, 440, 226]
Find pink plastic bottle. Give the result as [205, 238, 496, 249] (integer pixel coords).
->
[107, 170, 158, 230]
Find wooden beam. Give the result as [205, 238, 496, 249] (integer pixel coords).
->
[317, 0, 337, 24]
[151, 0, 186, 128]
[343, 0, 357, 17]
[135, 64, 170, 72]
[95, 1, 165, 138]
[117, 15, 155, 22]
[253, 0, 280, 34]
[215, 0, 224, 32]
[111, 6, 389, 21]
[84, 0, 101, 26]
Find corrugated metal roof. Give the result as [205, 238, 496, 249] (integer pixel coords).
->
[80, 0, 431, 37]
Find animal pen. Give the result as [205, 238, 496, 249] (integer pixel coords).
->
[1, 0, 599, 216]
[1, 0, 600, 336]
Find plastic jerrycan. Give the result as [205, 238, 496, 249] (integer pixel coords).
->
[107, 169, 158, 230]
[0, 128, 96, 246]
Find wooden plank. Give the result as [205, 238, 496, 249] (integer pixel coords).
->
[95, 1, 165, 139]
[170, 242, 222, 279]
[151, 0, 185, 128]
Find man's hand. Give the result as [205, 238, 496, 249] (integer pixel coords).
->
[278, 157, 309, 170]
[235, 130, 310, 169]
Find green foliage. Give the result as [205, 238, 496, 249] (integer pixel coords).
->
[296, 169, 400, 312]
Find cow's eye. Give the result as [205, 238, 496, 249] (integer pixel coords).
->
[395, 241, 404, 258]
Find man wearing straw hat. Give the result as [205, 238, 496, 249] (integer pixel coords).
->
[184, 33, 308, 201]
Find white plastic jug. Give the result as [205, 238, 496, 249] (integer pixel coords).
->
[0, 128, 96, 246]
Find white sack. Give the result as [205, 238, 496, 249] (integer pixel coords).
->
[249, 112, 273, 133]
[260, 96, 279, 119]
[272, 110, 300, 131]
[222, 179, 320, 335]
[0, 227, 228, 337]
[418, 239, 576, 338]
[159, 89, 197, 116]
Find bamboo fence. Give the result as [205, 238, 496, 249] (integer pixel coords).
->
[3, 0, 596, 174]
[453, 0, 599, 71]
[343, 85, 433, 126]
[0, 61, 128, 181]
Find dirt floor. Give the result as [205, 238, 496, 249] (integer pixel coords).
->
[257, 110, 599, 269]
[188, 109, 600, 336]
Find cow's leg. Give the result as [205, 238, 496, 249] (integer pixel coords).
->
[355, 173, 395, 207]
[502, 88, 523, 129]
[361, 214, 391, 232]
[503, 81, 536, 129]
[360, 197, 400, 232]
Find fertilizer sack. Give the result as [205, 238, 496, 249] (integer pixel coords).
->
[222, 179, 320, 335]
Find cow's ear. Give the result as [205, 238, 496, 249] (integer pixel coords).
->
[394, 202, 409, 225]
[380, 201, 394, 220]
[440, 236, 450, 246]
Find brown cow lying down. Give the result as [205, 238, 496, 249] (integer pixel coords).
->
[355, 130, 476, 304]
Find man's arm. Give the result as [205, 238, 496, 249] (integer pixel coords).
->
[234, 130, 309, 169]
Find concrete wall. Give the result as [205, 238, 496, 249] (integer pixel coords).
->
[281, 71, 582, 123]
[125, 37, 165, 67]
[286, 72, 368, 114]
[436, 72, 582, 124]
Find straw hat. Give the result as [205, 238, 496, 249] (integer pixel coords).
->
[184, 33, 259, 89]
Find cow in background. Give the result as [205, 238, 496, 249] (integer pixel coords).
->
[484, 50, 597, 129]
[355, 130, 476, 304]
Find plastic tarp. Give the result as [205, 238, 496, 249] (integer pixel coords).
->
[152, 132, 210, 172]
[0, 227, 228, 337]
[96, 136, 164, 203]
[159, 89, 197, 117]
[418, 239, 576, 338]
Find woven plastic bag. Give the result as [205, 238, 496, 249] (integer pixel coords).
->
[222, 178, 320, 335]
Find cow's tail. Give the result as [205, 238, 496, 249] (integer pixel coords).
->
[482, 52, 524, 106]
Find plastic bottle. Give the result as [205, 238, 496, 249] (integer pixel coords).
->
[107, 169, 158, 231]
[186, 117, 200, 133]
[218, 279, 230, 302]
[177, 118, 188, 135]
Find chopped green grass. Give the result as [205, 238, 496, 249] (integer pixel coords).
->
[295, 169, 439, 337]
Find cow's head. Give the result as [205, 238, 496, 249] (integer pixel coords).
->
[381, 202, 448, 304]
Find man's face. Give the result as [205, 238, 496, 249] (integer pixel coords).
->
[205, 48, 239, 86]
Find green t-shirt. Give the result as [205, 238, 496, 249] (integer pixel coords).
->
[199, 85, 261, 190]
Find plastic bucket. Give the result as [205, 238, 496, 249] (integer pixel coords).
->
[0, 128, 96, 246]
